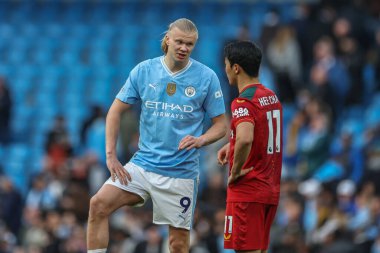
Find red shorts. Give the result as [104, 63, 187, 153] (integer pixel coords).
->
[224, 202, 278, 251]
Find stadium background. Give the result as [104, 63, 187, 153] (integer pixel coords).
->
[1, 0, 380, 252]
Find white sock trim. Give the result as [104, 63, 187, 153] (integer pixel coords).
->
[88, 249, 107, 253]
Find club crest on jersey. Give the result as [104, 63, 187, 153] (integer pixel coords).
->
[166, 82, 176, 96]
[185, 86, 196, 97]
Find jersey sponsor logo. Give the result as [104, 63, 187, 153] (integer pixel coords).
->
[185, 86, 196, 97]
[166, 82, 176, 96]
[236, 99, 245, 103]
[224, 234, 232, 240]
[215, 90, 223, 98]
[145, 101, 193, 112]
[145, 101, 194, 119]
[232, 107, 249, 118]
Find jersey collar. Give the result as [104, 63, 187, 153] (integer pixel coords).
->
[160, 56, 193, 77]
[239, 83, 262, 95]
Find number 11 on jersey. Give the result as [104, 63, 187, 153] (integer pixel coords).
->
[266, 110, 281, 154]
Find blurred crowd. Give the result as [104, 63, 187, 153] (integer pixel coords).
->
[1, 0, 380, 252]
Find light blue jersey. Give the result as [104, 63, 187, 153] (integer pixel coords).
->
[116, 56, 225, 179]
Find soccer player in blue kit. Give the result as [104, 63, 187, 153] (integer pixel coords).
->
[87, 18, 227, 253]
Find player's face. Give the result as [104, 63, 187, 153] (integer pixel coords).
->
[166, 27, 197, 63]
[224, 58, 237, 86]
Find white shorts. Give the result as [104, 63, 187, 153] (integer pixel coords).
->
[105, 162, 198, 230]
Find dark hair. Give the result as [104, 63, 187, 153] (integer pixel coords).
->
[224, 40, 262, 77]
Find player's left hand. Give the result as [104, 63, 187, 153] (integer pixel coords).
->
[178, 135, 206, 150]
[228, 167, 253, 185]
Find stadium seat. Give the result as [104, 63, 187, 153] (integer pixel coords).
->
[21, 23, 39, 38]
[365, 104, 380, 129]
[2, 161, 28, 196]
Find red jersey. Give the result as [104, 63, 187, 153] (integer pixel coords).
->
[227, 84, 283, 205]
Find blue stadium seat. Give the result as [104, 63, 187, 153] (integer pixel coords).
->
[218, 2, 247, 26]
[11, 103, 34, 139]
[29, 130, 48, 149]
[85, 119, 106, 163]
[142, 39, 162, 59]
[44, 23, 65, 38]
[193, 3, 221, 24]
[30, 47, 53, 65]
[0, 24, 14, 39]
[139, 3, 164, 25]
[342, 105, 365, 120]
[2, 161, 28, 196]
[164, 2, 193, 22]
[7, 48, 26, 64]
[2, 144, 30, 191]
[69, 23, 90, 39]
[63, 3, 85, 23]
[0, 64, 12, 77]
[111, 2, 141, 24]
[248, 5, 267, 40]
[5, 144, 30, 162]
[11, 77, 31, 94]
[89, 50, 110, 66]
[37, 77, 60, 94]
[21, 23, 39, 38]
[29, 147, 45, 175]
[259, 65, 276, 93]
[365, 104, 380, 128]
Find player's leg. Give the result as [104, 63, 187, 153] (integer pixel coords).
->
[168, 226, 190, 253]
[148, 173, 198, 253]
[87, 184, 143, 250]
[87, 163, 150, 251]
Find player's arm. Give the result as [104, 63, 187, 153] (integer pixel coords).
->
[178, 114, 227, 150]
[106, 99, 132, 185]
[228, 121, 254, 184]
[217, 142, 230, 165]
[200, 114, 228, 146]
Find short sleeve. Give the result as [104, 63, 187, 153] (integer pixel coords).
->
[231, 99, 255, 128]
[116, 64, 141, 104]
[203, 71, 226, 118]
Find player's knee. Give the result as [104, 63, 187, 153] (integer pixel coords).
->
[168, 237, 188, 253]
[89, 195, 111, 219]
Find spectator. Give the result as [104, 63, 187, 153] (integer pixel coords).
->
[133, 224, 165, 253]
[267, 25, 302, 103]
[310, 36, 351, 117]
[317, 228, 357, 253]
[44, 116, 73, 175]
[0, 176, 23, 236]
[0, 77, 12, 144]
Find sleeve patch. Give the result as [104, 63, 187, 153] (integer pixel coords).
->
[215, 90, 223, 98]
[232, 107, 250, 118]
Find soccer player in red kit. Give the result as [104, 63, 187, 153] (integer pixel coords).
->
[217, 41, 283, 253]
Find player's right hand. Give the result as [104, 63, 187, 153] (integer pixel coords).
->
[106, 156, 132, 185]
[217, 143, 230, 165]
